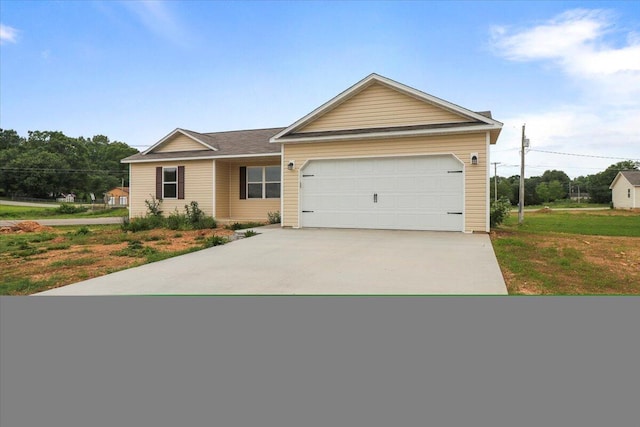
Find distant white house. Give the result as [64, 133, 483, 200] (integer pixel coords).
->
[56, 193, 76, 203]
[610, 170, 640, 209]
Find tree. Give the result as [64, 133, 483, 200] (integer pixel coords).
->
[547, 180, 565, 201]
[536, 182, 550, 203]
[587, 161, 639, 203]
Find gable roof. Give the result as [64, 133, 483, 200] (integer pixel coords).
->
[270, 73, 503, 144]
[122, 127, 284, 163]
[610, 170, 640, 188]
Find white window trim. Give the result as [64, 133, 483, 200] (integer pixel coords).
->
[247, 166, 281, 199]
[163, 166, 178, 199]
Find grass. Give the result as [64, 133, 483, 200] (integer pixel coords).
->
[0, 204, 128, 219]
[492, 210, 640, 295]
[0, 224, 233, 295]
[516, 201, 609, 210]
[502, 210, 640, 237]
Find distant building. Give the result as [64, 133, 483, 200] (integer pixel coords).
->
[105, 187, 129, 207]
[610, 171, 640, 209]
[56, 193, 76, 203]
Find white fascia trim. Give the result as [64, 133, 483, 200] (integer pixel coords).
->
[142, 128, 218, 155]
[270, 73, 503, 143]
[485, 131, 490, 233]
[609, 172, 623, 190]
[122, 153, 282, 164]
[277, 124, 500, 144]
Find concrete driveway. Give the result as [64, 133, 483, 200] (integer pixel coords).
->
[36, 228, 507, 295]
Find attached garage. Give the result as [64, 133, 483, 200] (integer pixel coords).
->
[271, 73, 503, 233]
[299, 155, 464, 231]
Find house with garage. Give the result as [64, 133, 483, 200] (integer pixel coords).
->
[122, 73, 502, 232]
[105, 186, 130, 207]
[610, 170, 640, 209]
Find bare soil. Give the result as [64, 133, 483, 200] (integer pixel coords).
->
[1, 224, 236, 295]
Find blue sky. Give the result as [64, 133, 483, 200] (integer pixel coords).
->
[1, 1, 639, 178]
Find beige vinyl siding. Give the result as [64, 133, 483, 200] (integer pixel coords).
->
[155, 134, 210, 153]
[226, 157, 281, 221]
[612, 176, 639, 209]
[282, 133, 488, 232]
[129, 160, 214, 218]
[215, 161, 230, 218]
[299, 83, 471, 133]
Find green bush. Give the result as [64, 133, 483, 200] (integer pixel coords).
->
[145, 196, 163, 217]
[75, 226, 91, 235]
[267, 211, 281, 224]
[225, 221, 264, 230]
[490, 197, 512, 228]
[122, 215, 165, 232]
[166, 209, 188, 230]
[202, 235, 228, 248]
[57, 203, 88, 214]
[243, 230, 258, 237]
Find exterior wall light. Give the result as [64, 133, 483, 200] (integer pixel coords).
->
[470, 153, 479, 165]
[287, 161, 295, 170]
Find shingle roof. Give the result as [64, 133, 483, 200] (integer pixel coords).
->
[621, 170, 640, 186]
[122, 127, 285, 163]
[278, 121, 486, 140]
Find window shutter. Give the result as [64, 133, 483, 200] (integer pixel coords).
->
[178, 166, 185, 199]
[240, 166, 246, 199]
[156, 167, 162, 199]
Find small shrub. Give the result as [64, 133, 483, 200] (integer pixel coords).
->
[243, 230, 258, 237]
[490, 197, 512, 228]
[112, 240, 158, 257]
[202, 235, 228, 248]
[225, 221, 264, 230]
[75, 226, 91, 236]
[56, 203, 88, 214]
[166, 209, 188, 230]
[192, 216, 217, 230]
[122, 216, 165, 232]
[267, 211, 281, 224]
[185, 201, 204, 224]
[145, 196, 163, 217]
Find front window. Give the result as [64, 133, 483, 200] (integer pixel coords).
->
[629, 189, 631, 198]
[247, 166, 281, 199]
[164, 167, 177, 199]
[108, 196, 115, 205]
[119, 196, 127, 205]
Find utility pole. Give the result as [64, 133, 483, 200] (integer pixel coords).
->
[518, 124, 527, 225]
[491, 162, 501, 202]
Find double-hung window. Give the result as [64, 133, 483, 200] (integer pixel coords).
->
[247, 166, 281, 199]
[163, 167, 178, 199]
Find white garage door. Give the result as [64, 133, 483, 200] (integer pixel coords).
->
[300, 155, 464, 231]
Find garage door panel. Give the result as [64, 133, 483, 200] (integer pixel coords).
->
[300, 155, 463, 231]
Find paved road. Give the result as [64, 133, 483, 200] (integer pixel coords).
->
[36, 228, 507, 295]
[0, 200, 61, 208]
[1, 217, 123, 226]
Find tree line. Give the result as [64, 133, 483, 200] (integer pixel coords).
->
[0, 129, 139, 202]
[490, 161, 639, 205]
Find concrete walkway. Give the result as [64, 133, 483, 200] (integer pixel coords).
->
[36, 228, 507, 295]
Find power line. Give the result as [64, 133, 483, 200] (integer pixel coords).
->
[528, 149, 640, 161]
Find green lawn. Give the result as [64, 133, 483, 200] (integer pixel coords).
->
[492, 210, 640, 295]
[502, 210, 640, 237]
[0, 204, 128, 219]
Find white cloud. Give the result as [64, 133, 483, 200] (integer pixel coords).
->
[490, 9, 640, 103]
[0, 23, 18, 44]
[489, 9, 640, 178]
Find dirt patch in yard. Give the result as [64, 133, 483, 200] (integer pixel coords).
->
[1, 225, 236, 295]
[492, 230, 640, 295]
